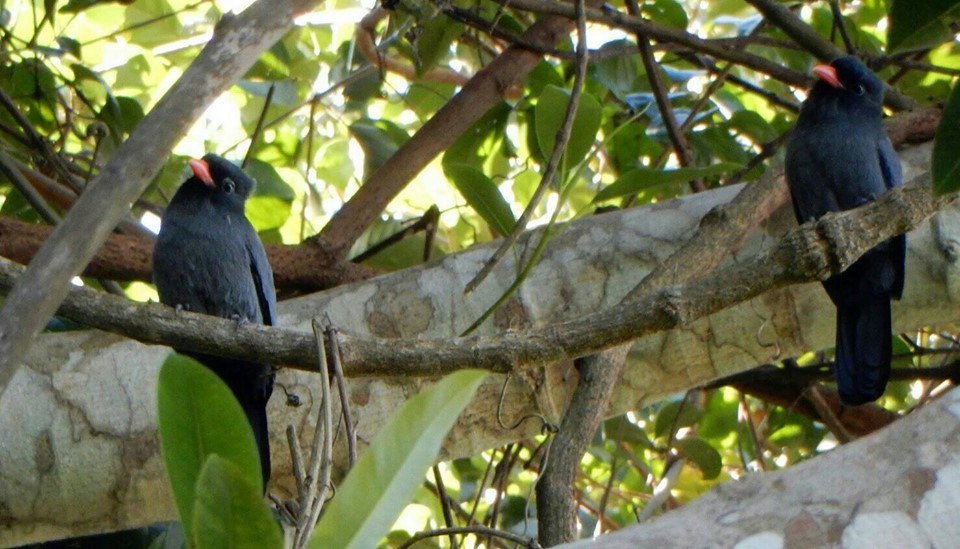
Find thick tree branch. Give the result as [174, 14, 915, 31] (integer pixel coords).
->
[0, 0, 324, 395]
[0, 217, 377, 292]
[0, 172, 942, 378]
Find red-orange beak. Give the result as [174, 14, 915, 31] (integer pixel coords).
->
[188, 158, 214, 187]
[813, 64, 842, 89]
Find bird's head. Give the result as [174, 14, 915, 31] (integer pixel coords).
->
[187, 154, 256, 202]
[811, 56, 885, 107]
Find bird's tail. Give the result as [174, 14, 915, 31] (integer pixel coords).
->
[197, 355, 274, 490]
[834, 297, 892, 405]
[239, 393, 272, 490]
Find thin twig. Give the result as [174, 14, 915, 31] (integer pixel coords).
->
[0, 149, 61, 225]
[287, 424, 307, 499]
[635, 458, 682, 522]
[804, 385, 853, 443]
[432, 465, 459, 549]
[463, 0, 590, 294]
[325, 323, 357, 468]
[350, 205, 440, 263]
[738, 393, 767, 471]
[293, 320, 335, 549]
[626, 0, 699, 191]
[242, 83, 275, 169]
[828, 0, 855, 54]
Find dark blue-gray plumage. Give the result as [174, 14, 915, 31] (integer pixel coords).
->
[153, 154, 276, 486]
[786, 56, 905, 405]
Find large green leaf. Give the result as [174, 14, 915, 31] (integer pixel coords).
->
[444, 164, 516, 236]
[157, 354, 263, 539]
[192, 455, 282, 549]
[310, 370, 488, 548]
[673, 436, 722, 480]
[594, 163, 740, 202]
[887, 0, 960, 53]
[534, 85, 602, 171]
[933, 79, 960, 195]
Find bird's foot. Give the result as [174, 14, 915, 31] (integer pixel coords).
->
[229, 313, 249, 329]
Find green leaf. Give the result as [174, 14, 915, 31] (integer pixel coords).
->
[444, 164, 516, 236]
[673, 436, 722, 480]
[642, 0, 688, 29]
[534, 85, 602, 171]
[654, 399, 704, 439]
[415, 16, 464, 74]
[592, 40, 643, 100]
[525, 60, 565, 97]
[887, 0, 960, 53]
[56, 36, 81, 59]
[933, 79, 960, 195]
[245, 160, 296, 201]
[594, 163, 740, 202]
[157, 354, 264, 539]
[443, 102, 512, 170]
[192, 455, 282, 549]
[246, 196, 292, 232]
[603, 415, 653, 448]
[310, 370, 488, 548]
[349, 121, 409, 176]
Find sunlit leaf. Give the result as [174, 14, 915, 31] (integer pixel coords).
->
[246, 196, 292, 232]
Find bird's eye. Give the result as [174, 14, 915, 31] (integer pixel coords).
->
[855, 84, 866, 96]
[222, 178, 235, 193]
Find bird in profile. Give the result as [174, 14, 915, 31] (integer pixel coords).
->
[153, 154, 276, 487]
[785, 56, 905, 405]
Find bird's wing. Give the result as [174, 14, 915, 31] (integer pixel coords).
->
[877, 134, 906, 299]
[877, 135, 903, 190]
[246, 233, 277, 326]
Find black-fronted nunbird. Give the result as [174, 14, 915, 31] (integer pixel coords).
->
[153, 154, 277, 487]
[785, 56, 905, 405]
